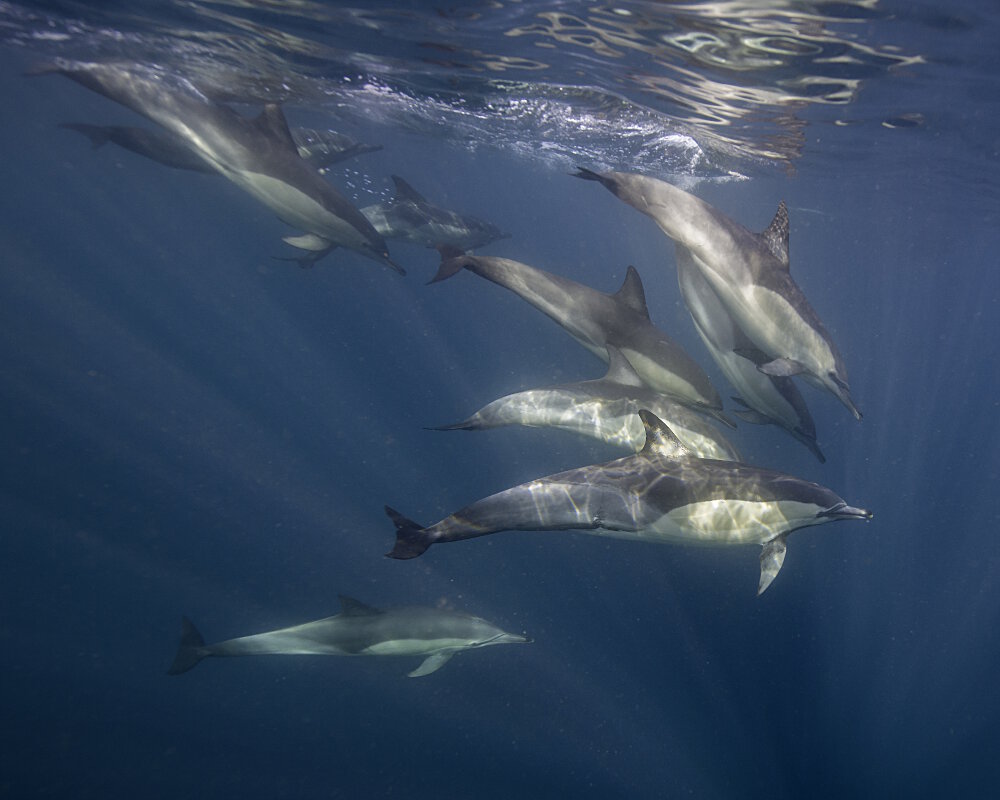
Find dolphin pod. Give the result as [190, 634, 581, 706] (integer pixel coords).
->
[33, 60, 873, 671]
[44, 61, 403, 273]
[388, 411, 871, 595]
[168, 596, 529, 677]
[574, 167, 862, 421]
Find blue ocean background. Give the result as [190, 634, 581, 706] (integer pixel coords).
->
[1, 2, 998, 797]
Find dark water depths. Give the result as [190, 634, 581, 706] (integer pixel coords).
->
[1, 2, 999, 798]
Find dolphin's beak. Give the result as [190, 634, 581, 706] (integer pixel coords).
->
[819, 503, 873, 521]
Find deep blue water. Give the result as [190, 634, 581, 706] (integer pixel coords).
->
[1, 2, 999, 798]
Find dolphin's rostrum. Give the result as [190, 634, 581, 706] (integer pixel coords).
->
[168, 596, 529, 677]
[387, 411, 872, 594]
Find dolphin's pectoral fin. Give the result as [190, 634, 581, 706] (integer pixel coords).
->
[732, 347, 770, 366]
[408, 651, 454, 677]
[283, 233, 333, 251]
[758, 358, 805, 377]
[733, 408, 773, 425]
[758, 536, 788, 595]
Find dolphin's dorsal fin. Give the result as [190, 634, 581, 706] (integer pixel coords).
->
[391, 175, 428, 205]
[613, 266, 650, 318]
[603, 345, 644, 387]
[254, 104, 299, 154]
[338, 595, 382, 616]
[759, 201, 790, 268]
[638, 410, 692, 459]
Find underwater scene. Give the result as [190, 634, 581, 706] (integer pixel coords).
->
[1, 1, 998, 797]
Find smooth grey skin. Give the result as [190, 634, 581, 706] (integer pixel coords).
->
[676, 244, 825, 462]
[574, 168, 861, 420]
[387, 411, 872, 594]
[168, 596, 529, 678]
[361, 175, 510, 250]
[43, 61, 401, 273]
[59, 122, 382, 174]
[432, 345, 739, 460]
[431, 253, 726, 416]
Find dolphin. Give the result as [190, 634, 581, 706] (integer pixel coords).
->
[432, 345, 740, 460]
[361, 175, 510, 251]
[59, 122, 381, 174]
[167, 595, 529, 677]
[574, 168, 861, 420]
[42, 61, 401, 273]
[431, 253, 726, 416]
[675, 244, 825, 462]
[386, 410, 872, 594]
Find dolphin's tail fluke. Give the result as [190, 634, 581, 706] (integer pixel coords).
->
[429, 245, 470, 284]
[572, 166, 611, 188]
[167, 616, 208, 675]
[385, 506, 433, 559]
[58, 122, 111, 149]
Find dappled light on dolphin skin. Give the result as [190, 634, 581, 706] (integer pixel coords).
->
[431, 345, 739, 460]
[388, 411, 871, 593]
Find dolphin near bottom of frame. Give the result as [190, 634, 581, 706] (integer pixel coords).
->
[168, 596, 529, 677]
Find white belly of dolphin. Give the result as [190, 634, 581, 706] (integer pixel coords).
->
[226, 170, 367, 247]
[363, 638, 467, 656]
[619, 347, 702, 404]
[610, 499, 826, 546]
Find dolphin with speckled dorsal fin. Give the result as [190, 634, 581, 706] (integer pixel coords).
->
[387, 411, 871, 594]
[430, 252, 727, 417]
[40, 61, 401, 273]
[574, 168, 860, 420]
[168, 596, 529, 678]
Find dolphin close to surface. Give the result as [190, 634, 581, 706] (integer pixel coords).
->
[574, 168, 861, 420]
[387, 411, 872, 594]
[168, 596, 529, 678]
[675, 245, 825, 462]
[432, 345, 740, 460]
[43, 61, 401, 273]
[361, 175, 509, 251]
[432, 254, 726, 416]
[59, 122, 381, 174]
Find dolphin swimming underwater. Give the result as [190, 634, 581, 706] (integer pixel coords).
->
[675, 245, 825, 462]
[168, 596, 529, 677]
[574, 168, 861, 420]
[59, 122, 382, 174]
[361, 175, 509, 251]
[431, 254, 726, 416]
[432, 345, 739, 460]
[387, 411, 872, 594]
[43, 61, 401, 273]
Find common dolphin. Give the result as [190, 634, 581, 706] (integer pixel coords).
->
[44, 61, 401, 273]
[675, 245, 825, 462]
[387, 411, 871, 594]
[432, 345, 739, 460]
[574, 168, 861, 420]
[361, 176, 509, 250]
[59, 122, 381, 174]
[168, 596, 529, 678]
[431, 254, 726, 416]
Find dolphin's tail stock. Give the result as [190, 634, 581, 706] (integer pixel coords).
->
[384, 506, 434, 559]
[428, 244, 470, 285]
[167, 616, 209, 675]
